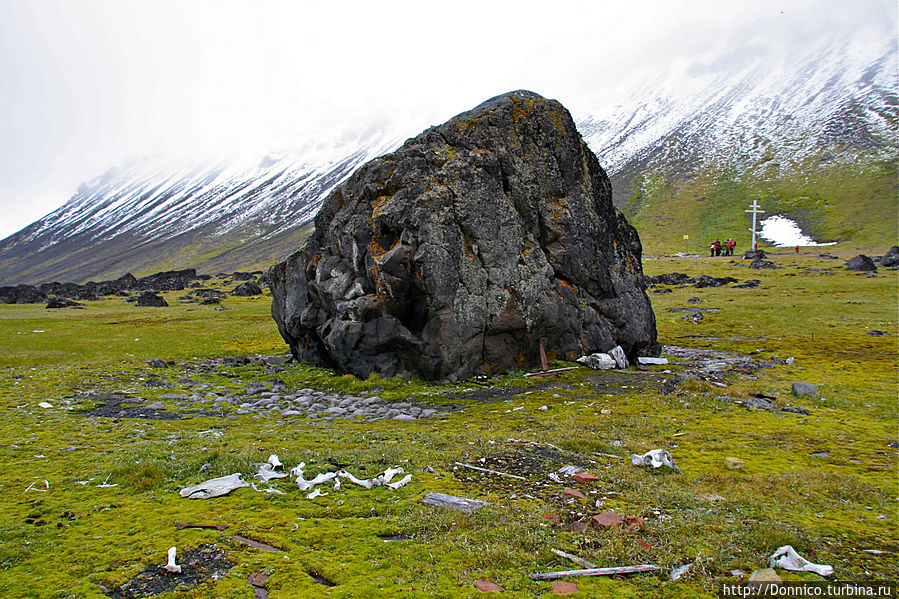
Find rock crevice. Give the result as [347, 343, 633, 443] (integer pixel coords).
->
[270, 91, 658, 382]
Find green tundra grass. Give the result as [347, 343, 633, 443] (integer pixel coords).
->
[0, 246, 895, 598]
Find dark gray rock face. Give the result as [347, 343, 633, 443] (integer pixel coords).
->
[269, 91, 659, 382]
[845, 254, 876, 271]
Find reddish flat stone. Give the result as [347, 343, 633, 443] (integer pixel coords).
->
[565, 520, 588, 533]
[589, 512, 625, 529]
[473, 580, 505, 593]
[542, 513, 561, 525]
[552, 581, 579, 594]
[561, 488, 587, 500]
[572, 472, 600, 483]
[636, 540, 653, 549]
[247, 572, 270, 587]
[625, 515, 646, 530]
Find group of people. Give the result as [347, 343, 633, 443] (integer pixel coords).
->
[710, 238, 737, 256]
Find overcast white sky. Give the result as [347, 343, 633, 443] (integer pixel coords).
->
[0, 0, 895, 239]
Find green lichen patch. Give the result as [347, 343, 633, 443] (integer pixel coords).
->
[0, 250, 895, 597]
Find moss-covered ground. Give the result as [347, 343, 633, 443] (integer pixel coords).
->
[0, 246, 895, 597]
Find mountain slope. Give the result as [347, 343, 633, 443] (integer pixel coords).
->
[0, 36, 896, 285]
[579, 41, 898, 251]
[0, 136, 406, 284]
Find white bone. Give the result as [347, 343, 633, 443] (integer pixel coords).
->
[631, 449, 680, 472]
[38, 402, 53, 409]
[289, 462, 306, 476]
[179, 473, 248, 499]
[386, 474, 412, 490]
[255, 463, 289, 482]
[333, 479, 342, 492]
[267, 454, 283, 470]
[375, 467, 404, 486]
[337, 470, 374, 489]
[769, 545, 833, 577]
[164, 546, 181, 573]
[306, 488, 327, 499]
[296, 471, 336, 491]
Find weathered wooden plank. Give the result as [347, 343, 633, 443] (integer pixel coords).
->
[529, 565, 660, 580]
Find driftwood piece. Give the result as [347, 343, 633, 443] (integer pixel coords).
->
[551, 549, 597, 569]
[232, 535, 284, 552]
[421, 492, 489, 513]
[524, 366, 579, 378]
[454, 461, 526, 480]
[175, 523, 229, 531]
[529, 565, 660, 580]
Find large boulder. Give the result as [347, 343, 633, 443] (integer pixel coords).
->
[845, 254, 876, 271]
[269, 91, 659, 382]
[879, 246, 899, 267]
[136, 291, 168, 307]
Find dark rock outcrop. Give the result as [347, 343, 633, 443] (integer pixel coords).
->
[694, 275, 739, 288]
[878, 246, 899, 267]
[743, 249, 767, 260]
[0, 284, 47, 304]
[845, 254, 876, 271]
[45, 297, 83, 309]
[649, 273, 695, 286]
[231, 282, 263, 296]
[269, 91, 658, 382]
[749, 258, 777, 269]
[137, 291, 168, 307]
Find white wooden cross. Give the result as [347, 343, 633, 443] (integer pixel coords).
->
[745, 200, 765, 249]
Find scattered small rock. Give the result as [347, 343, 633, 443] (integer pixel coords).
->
[866, 330, 890, 337]
[551, 580, 578, 594]
[561, 488, 588, 501]
[749, 259, 777, 269]
[732, 279, 761, 289]
[572, 472, 600, 484]
[473, 580, 505, 593]
[740, 396, 777, 411]
[810, 452, 830, 458]
[724, 457, 744, 471]
[148, 359, 168, 368]
[791, 382, 817, 396]
[589, 512, 625, 529]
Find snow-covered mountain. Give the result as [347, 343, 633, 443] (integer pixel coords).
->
[0, 36, 896, 284]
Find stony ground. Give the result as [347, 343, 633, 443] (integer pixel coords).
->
[0, 246, 895, 598]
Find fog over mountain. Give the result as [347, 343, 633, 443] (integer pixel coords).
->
[0, 1, 895, 283]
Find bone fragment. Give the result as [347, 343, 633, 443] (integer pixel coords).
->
[163, 546, 181, 573]
[386, 474, 412, 490]
[768, 545, 833, 577]
[180, 473, 248, 499]
[630, 449, 680, 472]
[306, 488, 327, 499]
[375, 467, 404, 485]
[337, 470, 374, 489]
